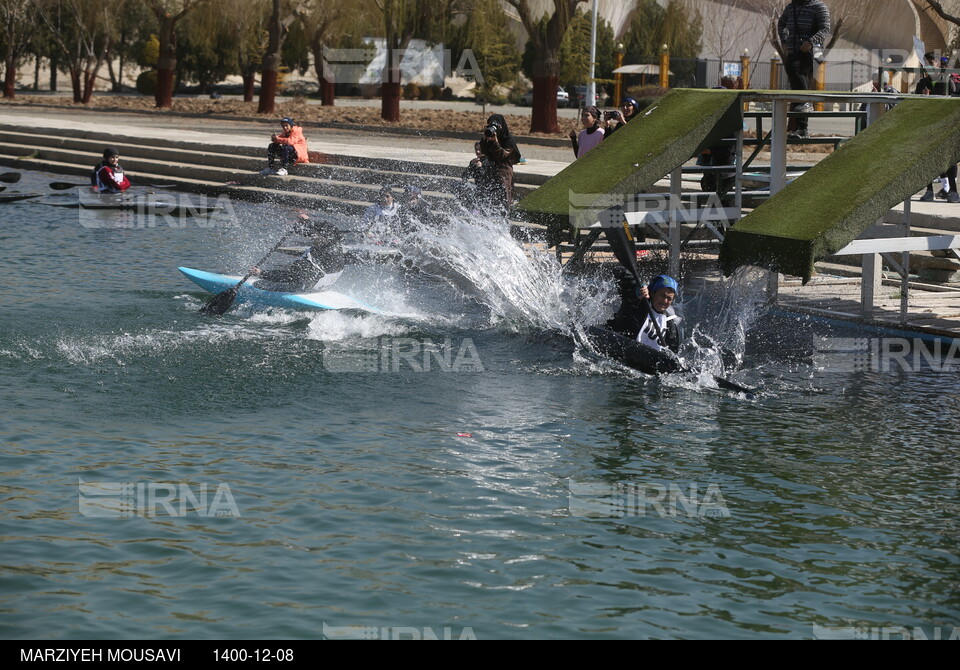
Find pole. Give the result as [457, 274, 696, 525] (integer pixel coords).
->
[588, 0, 598, 106]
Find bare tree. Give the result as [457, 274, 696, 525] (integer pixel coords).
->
[505, 0, 586, 134]
[257, 0, 307, 114]
[700, 0, 756, 78]
[922, 1, 960, 27]
[296, 0, 345, 106]
[36, 0, 116, 103]
[0, 0, 35, 97]
[145, 0, 208, 108]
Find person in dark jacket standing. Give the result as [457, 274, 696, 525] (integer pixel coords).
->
[477, 113, 522, 214]
[778, 0, 830, 138]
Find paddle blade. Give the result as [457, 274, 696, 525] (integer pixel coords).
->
[0, 172, 21, 184]
[199, 287, 239, 315]
[599, 207, 640, 282]
[713, 375, 758, 398]
[50, 182, 83, 190]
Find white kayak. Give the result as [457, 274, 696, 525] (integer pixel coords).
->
[178, 267, 383, 313]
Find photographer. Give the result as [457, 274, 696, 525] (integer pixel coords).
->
[604, 97, 640, 138]
[475, 114, 522, 215]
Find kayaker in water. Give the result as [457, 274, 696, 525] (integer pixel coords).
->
[363, 185, 402, 240]
[250, 219, 347, 292]
[606, 272, 681, 353]
[91, 147, 131, 194]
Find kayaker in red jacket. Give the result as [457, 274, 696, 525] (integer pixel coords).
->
[261, 117, 310, 176]
[92, 147, 131, 193]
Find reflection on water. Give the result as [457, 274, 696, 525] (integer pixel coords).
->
[1, 170, 958, 639]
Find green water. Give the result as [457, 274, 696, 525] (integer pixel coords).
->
[1, 171, 958, 639]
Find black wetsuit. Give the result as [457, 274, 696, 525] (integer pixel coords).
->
[605, 273, 681, 353]
[258, 237, 346, 292]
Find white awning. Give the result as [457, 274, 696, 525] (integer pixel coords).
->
[613, 64, 673, 75]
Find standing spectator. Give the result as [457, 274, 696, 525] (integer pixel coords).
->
[569, 106, 605, 159]
[476, 114, 522, 215]
[605, 97, 640, 138]
[919, 165, 959, 203]
[778, 0, 831, 139]
[260, 117, 309, 176]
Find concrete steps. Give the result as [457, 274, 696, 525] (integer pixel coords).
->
[0, 124, 543, 234]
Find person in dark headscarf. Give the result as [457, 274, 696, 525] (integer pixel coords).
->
[569, 105, 604, 158]
[476, 113, 522, 214]
[605, 97, 639, 138]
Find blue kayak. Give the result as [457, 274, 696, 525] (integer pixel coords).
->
[178, 267, 383, 313]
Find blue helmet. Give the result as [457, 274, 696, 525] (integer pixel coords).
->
[648, 274, 678, 295]
[280, 117, 295, 125]
[621, 96, 639, 111]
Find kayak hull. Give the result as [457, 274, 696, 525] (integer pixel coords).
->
[179, 267, 382, 313]
[585, 326, 681, 376]
[0, 192, 42, 203]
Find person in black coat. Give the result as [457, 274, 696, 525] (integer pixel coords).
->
[476, 114, 522, 214]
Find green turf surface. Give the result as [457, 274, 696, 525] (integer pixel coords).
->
[719, 97, 960, 283]
[515, 88, 743, 243]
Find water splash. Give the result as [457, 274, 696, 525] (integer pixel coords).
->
[385, 212, 613, 334]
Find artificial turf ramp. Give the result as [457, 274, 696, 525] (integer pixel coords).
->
[719, 97, 960, 283]
[515, 88, 743, 242]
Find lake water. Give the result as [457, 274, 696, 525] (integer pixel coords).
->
[1, 171, 958, 640]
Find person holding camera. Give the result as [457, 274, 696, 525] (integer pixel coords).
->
[604, 97, 640, 138]
[569, 106, 605, 159]
[476, 114, 522, 215]
[777, 0, 830, 139]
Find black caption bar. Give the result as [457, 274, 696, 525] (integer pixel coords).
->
[9, 641, 319, 663]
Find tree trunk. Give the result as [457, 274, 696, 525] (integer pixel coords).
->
[311, 34, 335, 106]
[69, 68, 82, 103]
[258, 66, 279, 114]
[381, 65, 401, 122]
[258, 0, 290, 115]
[34, 56, 40, 91]
[529, 51, 561, 133]
[3, 60, 16, 98]
[81, 68, 97, 103]
[155, 18, 176, 108]
[242, 70, 256, 102]
[50, 53, 58, 91]
[320, 75, 335, 106]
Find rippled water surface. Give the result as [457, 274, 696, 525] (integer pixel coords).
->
[1, 172, 958, 639]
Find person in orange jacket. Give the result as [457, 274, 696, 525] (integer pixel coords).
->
[260, 117, 309, 176]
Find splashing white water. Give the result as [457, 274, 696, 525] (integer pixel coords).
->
[386, 211, 613, 333]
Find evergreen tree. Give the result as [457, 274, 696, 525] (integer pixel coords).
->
[466, 0, 521, 107]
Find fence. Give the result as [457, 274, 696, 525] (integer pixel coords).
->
[622, 57, 884, 97]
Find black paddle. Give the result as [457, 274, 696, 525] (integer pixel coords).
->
[199, 215, 310, 316]
[0, 172, 21, 184]
[598, 207, 758, 397]
[49, 181, 176, 191]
